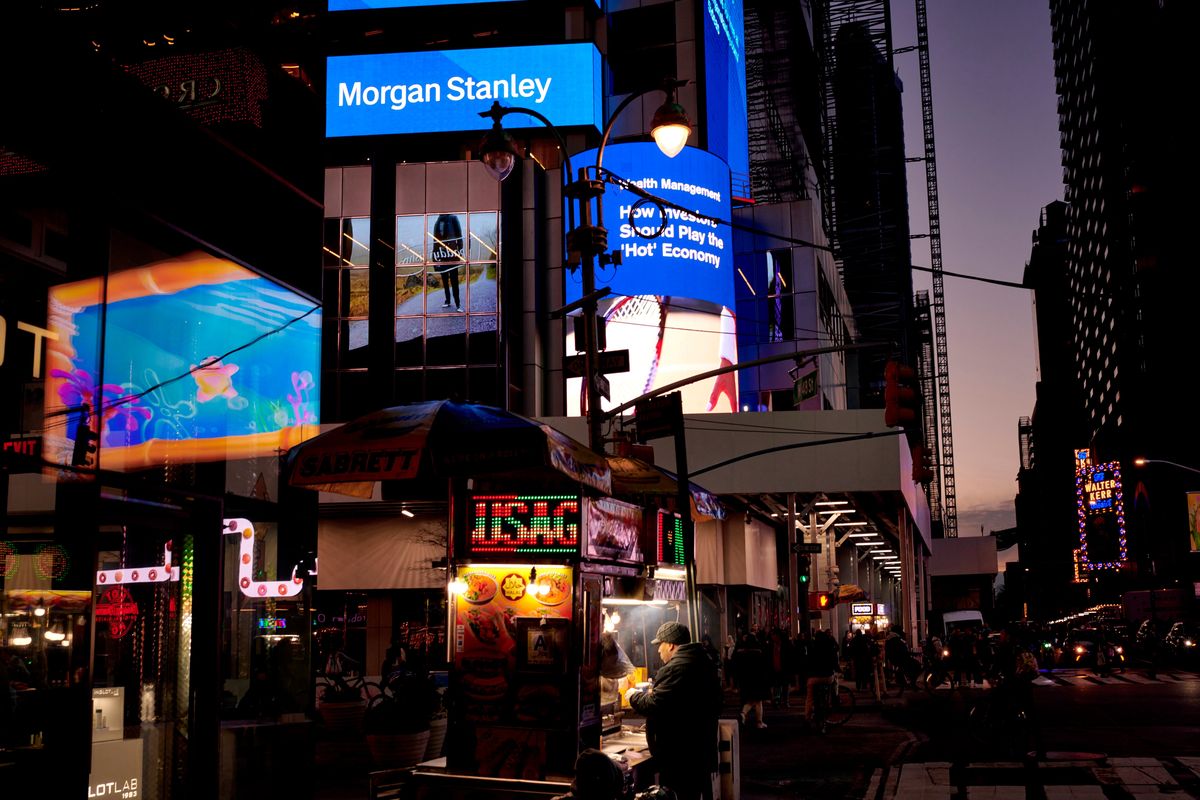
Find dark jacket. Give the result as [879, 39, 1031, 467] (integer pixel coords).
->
[628, 642, 722, 774]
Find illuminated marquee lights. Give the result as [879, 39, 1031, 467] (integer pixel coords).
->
[656, 510, 685, 566]
[96, 543, 181, 586]
[1075, 460, 1127, 570]
[467, 494, 581, 556]
[223, 518, 306, 598]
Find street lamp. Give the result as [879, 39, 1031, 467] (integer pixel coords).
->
[477, 80, 692, 452]
[1133, 457, 1200, 476]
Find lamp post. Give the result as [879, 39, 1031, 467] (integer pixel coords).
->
[477, 80, 691, 453]
[1133, 457, 1200, 476]
[479, 82, 696, 633]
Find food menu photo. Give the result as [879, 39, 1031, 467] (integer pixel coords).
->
[450, 564, 574, 777]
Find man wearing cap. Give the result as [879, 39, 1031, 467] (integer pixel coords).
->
[624, 622, 722, 800]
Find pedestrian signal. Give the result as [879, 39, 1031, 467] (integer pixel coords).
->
[807, 591, 837, 612]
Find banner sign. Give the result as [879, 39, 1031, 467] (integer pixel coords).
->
[327, 43, 602, 138]
[585, 497, 644, 563]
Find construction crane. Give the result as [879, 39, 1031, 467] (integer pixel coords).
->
[900, 0, 958, 536]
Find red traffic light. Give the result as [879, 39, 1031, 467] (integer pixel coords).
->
[884, 361, 918, 429]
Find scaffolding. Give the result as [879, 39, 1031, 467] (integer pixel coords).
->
[914, 290, 941, 530]
[817, 0, 891, 256]
[744, 0, 815, 203]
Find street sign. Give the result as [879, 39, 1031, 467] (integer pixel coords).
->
[793, 369, 817, 404]
[791, 542, 821, 554]
[634, 392, 682, 442]
[563, 349, 630, 379]
[594, 374, 611, 401]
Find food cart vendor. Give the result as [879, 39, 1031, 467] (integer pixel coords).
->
[623, 622, 721, 800]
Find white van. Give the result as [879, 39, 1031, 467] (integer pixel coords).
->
[942, 610, 985, 637]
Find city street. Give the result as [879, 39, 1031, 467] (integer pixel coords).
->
[736, 668, 1200, 799]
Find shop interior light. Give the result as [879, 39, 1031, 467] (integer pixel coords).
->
[400, 508, 415, 518]
[45, 623, 66, 642]
[448, 578, 468, 596]
[654, 567, 687, 580]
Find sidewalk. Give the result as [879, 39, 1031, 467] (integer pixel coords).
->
[725, 685, 920, 800]
[877, 757, 1200, 799]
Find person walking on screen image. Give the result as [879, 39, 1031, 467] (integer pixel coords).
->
[625, 622, 722, 800]
[431, 213, 464, 311]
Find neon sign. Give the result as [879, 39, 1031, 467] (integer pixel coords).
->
[656, 510, 685, 566]
[257, 617, 287, 630]
[223, 518, 306, 598]
[96, 587, 139, 639]
[466, 494, 581, 556]
[1075, 460, 1127, 570]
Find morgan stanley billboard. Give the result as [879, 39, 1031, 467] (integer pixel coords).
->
[326, 43, 602, 138]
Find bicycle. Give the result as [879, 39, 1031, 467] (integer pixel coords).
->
[810, 675, 856, 733]
[967, 678, 1038, 759]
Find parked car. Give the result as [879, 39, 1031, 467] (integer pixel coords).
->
[1163, 622, 1199, 665]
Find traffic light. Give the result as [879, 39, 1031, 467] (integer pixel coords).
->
[883, 361, 919, 430]
[797, 555, 810, 585]
[71, 419, 98, 467]
[912, 444, 935, 484]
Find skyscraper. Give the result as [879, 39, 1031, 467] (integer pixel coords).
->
[1049, 0, 1199, 585]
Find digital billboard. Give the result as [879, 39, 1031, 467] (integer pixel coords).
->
[44, 252, 321, 471]
[566, 143, 737, 414]
[326, 43, 602, 138]
[331, 0, 598, 10]
[703, 0, 750, 198]
[1075, 460, 1127, 569]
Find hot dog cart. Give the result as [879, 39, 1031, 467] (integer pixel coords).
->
[393, 489, 678, 798]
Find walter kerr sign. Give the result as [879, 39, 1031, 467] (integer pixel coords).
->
[326, 43, 602, 138]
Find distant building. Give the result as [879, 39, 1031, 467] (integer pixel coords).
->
[1048, 0, 1199, 591]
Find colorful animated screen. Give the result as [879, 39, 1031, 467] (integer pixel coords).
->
[44, 252, 321, 471]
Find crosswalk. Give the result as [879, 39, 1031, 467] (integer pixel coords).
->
[923, 669, 1198, 690]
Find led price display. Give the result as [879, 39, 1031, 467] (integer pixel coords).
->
[327, 44, 602, 138]
[656, 509, 685, 566]
[467, 494, 582, 556]
[1075, 460, 1127, 570]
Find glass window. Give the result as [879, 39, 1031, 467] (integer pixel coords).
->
[393, 209, 500, 380]
[324, 217, 371, 376]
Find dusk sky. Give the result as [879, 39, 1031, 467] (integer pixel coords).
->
[890, 1, 1063, 538]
